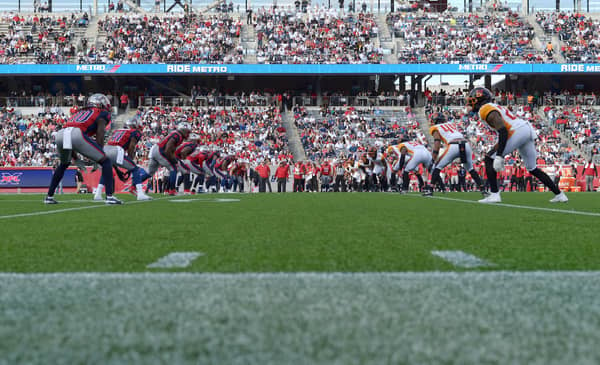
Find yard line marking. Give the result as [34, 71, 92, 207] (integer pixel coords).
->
[0, 196, 172, 220]
[431, 250, 494, 268]
[3, 271, 600, 279]
[418, 195, 600, 217]
[168, 198, 240, 203]
[147, 252, 204, 268]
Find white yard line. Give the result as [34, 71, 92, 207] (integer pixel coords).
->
[431, 250, 494, 268]
[147, 252, 203, 268]
[418, 195, 600, 217]
[0, 196, 171, 220]
[2, 271, 600, 279]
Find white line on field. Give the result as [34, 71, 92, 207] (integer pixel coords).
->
[147, 252, 203, 269]
[431, 250, 494, 268]
[2, 272, 600, 279]
[0, 196, 172, 220]
[416, 195, 600, 217]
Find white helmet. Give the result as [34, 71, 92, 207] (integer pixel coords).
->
[177, 122, 191, 132]
[125, 118, 140, 129]
[87, 93, 111, 111]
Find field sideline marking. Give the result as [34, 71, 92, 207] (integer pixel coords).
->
[2, 271, 600, 279]
[0, 196, 173, 220]
[431, 250, 494, 268]
[417, 195, 600, 217]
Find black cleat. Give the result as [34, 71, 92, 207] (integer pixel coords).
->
[44, 196, 58, 204]
[105, 196, 123, 205]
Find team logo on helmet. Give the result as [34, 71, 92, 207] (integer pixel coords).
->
[87, 93, 111, 112]
[466, 87, 493, 113]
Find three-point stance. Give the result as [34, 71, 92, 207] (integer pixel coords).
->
[466, 87, 568, 203]
[423, 112, 485, 196]
[45, 93, 122, 205]
[387, 140, 431, 193]
[94, 118, 152, 201]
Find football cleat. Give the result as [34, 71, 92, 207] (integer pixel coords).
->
[137, 192, 152, 201]
[549, 192, 568, 203]
[105, 196, 123, 205]
[44, 196, 58, 204]
[478, 192, 501, 203]
[421, 185, 434, 196]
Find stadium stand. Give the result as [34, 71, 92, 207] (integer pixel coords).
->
[92, 13, 243, 64]
[0, 12, 89, 64]
[387, 10, 548, 63]
[253, 6, 383, 64]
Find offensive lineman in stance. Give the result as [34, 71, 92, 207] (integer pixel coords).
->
[45, 93, 121, 205]
[94, 118, 151, 201]
[467, 87, 568, 203]
[423, 112, 486, 196]
[387, 140, 431, 193]
[139, 122, 191, 195]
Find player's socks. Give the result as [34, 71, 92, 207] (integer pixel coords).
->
[530, 168, 561, 194]
[485, 156, 499, 193]
[47, 163, 69, 197]
[101, 159, 115, 196]
[402, 171, 410, 191]
[94, 183, 104, 200]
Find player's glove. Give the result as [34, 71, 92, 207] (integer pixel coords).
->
[493, 155, 505, 172]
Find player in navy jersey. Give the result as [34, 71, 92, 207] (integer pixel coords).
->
[184, 147, 216, 193]
[174, 133, 200, 194]
[94, 118, 151, 201]
[44, 93, 121, 205]
[139, 122, 191, 195]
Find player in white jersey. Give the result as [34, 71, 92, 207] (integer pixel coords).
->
[423, 112, 485, 196]
[466, 87, 567, 203]
[386, 140, 431, 193]
[367, 146, 392, 191]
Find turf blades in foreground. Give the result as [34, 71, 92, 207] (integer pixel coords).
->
[1, 272, 599, 365]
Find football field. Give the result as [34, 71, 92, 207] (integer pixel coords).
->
[1, 192, 600, 364]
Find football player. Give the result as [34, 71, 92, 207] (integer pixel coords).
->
[467, 87, 567, 203]
[94, 118, 151, 201]
[387, 140, 431, 193]
[139, 122, 191, 195]
[173, 133, 200, 194]
[45, 93, 121, 205]
[423, 112, 485, 196]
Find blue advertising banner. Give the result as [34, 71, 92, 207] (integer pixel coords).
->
[0, 168, 77, 188]
[2, 63, 600, 75]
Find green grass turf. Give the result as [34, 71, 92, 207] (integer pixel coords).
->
[1, 192, 599, 273]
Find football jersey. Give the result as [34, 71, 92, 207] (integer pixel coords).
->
[187, 150, 208, 165]
[157, 130, 185, 150]
[174, 142, 198, 159]
[429, 122, 464, 144]
[397, 141, 427, 156]
[107, 128, 141, 149]
[479, 103, 528, 138]
[65, 108, 112, 136]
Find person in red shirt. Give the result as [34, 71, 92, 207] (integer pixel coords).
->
[584, 159, 597, 192]
[275, 160, 290, 193]
[293, 161, 305, 192]
[320, 160, 333, 192]
[255, 160, 271, 193]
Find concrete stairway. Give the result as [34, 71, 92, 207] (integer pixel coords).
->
[241, 16, 257, 64]
[376, 14, 398, 64]
[282, 110, 307, 162]
[527, 14, 565, 63]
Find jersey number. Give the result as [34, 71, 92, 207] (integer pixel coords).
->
[71, 110, 94, 123]
[439, 124, 458, 133]
[109, 130, 126, 144]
